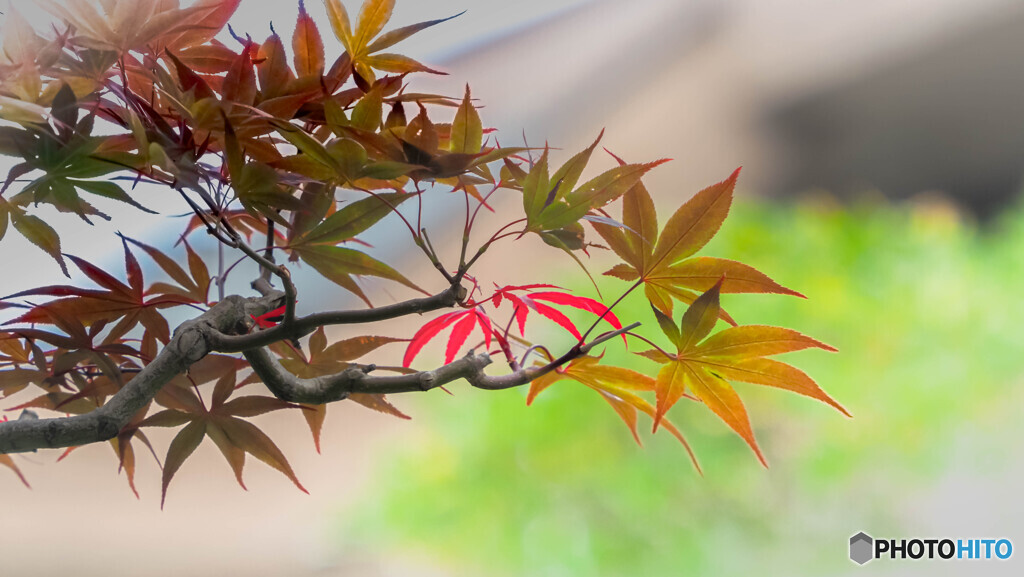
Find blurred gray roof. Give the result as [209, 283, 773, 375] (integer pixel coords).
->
[416, 0, 1024, 217]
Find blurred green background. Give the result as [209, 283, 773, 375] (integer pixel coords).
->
[334, 197, 1024, 576]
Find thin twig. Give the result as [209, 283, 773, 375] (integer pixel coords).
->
[624, 331, 675, 359]
[580, 278, 644, 342]
[233, 239, 296, 325]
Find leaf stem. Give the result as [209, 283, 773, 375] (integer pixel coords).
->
[623, 331, 674, 359]
[580, 278, 644, 342]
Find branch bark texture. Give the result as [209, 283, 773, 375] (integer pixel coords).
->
[0, 275, 633, 455]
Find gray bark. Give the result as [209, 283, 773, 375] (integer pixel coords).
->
[0, 294, 268, 453]
[0, 277, 635, 455]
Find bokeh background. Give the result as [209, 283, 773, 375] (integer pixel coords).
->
[3, 0, 1024, 575]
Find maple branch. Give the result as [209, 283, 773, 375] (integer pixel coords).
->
[0, 279, 636, 454]
[581, 322, 642, 352]
[458, 188, 472, 271]
[205, 282, 468, 352]
[233, 233, 297, 326]
[260, 219, 276, 284]
[459, 218, 527, 277]
[0, 293, 282, 454]
[417, 228, 454, 283]
[242, 322, 642, 401]
[350, 184, 453, 284]
[242, 347, 492, 402]
[177, 189, 238, 248]
[0, 284, 462, 453]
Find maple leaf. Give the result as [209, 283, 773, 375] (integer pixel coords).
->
[145, 361, 308, 506]
[220, 42, 258, 107]
[2, 306, 142, 398]
[594, 166, 803, 322]
[1, 452, 30, 488]
[271, 327, 409, 449]
[343, 99, 508, 186]
[291, 243, 425, 306]
[641, 279, 845, 466]
[124, 236, 212, 305]
[176, 41, 239, 74]
[403, 308, 492, 367]
[504, 136, 667, 286]
[255, 31, 296, 97]
[108, 410, 161, 498]
[526, 355, 701, 473]
[1, 85, 155, 255]
[256, 153, 424, 303]
[38, 0, 240, 55]
[399, 84, 495, 198]
[0, 336, 52, 398]
[222, 116, 303, 225]
[0, 5, 47, 78]
[0, 200, 68, 276]
[450, 84, 482, 155]
[487, 285, 624, 341]
[252, 305, 287, 329]
[182, 209, 279, 243]
[519, 135, 670, 235]
[5, 238, 196, 343]
[293, 192, 414, 247]
[405, 286, 624, 369]
[294, 0, 327, 78]
[322, 0, 454, 84]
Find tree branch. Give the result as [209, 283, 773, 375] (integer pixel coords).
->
[0, 294, 281, 454]
[242, 347, 494, 402]
[0, 272, 634, 454]
[242, 345, 544, 401]
[206, 282, 467, 353]
[0, 284, 465, 453]
[242, 322, 641, 402]
[233, 234, 297, 326]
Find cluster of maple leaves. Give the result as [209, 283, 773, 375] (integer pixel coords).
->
[0, 0, 845, 503]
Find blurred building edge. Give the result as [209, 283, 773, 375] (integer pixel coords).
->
[762, 1, 1024, 220]
[414, 0, 734, 184]
[422, 0, 1024, 221]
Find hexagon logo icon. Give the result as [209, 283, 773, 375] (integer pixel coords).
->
[850, 532, 874, 565]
